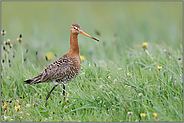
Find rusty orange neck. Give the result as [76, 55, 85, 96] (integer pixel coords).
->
[68, 33, 79, 57]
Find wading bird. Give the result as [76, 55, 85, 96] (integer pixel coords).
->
[24, 23, 99, 106]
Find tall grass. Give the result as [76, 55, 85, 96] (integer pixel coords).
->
[1, 1, 183, 122]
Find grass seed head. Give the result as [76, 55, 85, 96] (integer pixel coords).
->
[1, 30, 6, 35]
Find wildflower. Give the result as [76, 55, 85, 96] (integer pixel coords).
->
[1, 30, 6, 35]
[80, 55, 85, 61]
[80, 72, 85, 75]
[14, 105, 20, 111]
[127, 73, 131, 77]
[3, 104, 8, 109]
[157, 66, 162, 70]
[138, 93, 143, 99]
[142, 42, 148, 47]
[113, 79, 117, 83]
[26, 104, 31, 107]
[142, 42, 148, 50]
[140, 113, 147, 117]
[45, 52, 55, 60]
[108, 76, 111, 79]
[10, 119, 14, 121]
[18, 111, 23, 114]
[4, 116, 10, 120]
[127, 86, 131, 88]
[128, 112, 133, 115]
[153, 113, 158, 118]
[66, 93, 70, 102]
[26, 113, 30, 115]
[99, 85, 103, 88]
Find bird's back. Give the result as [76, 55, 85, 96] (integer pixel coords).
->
[24, 53, 81, 85]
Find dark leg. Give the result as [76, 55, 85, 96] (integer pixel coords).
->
[45, 85, 58, 106]
[63, 84, 66, 101]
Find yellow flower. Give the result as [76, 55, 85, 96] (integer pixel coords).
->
[157, 66, 162, 70]
[67, 93, 69, 97]
[127, 73, 131, 77]
[180, 74, 182, 77]
[140, 113, 147, 117]
[14, 105, 20, 111]
[3, 104, 8, 109]
[142, 42, 148, 48]
[153, 113, 158, 118]
[45, 52, 55, 60]
[80, 55, 85, 61]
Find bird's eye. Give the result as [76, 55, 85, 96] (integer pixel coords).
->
[74, 27, 78, 30]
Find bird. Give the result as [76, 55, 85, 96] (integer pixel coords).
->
[24, 23, 99, 106]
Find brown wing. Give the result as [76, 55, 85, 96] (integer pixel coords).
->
[24, 56, 79, 84]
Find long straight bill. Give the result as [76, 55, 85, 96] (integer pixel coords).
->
[79, 30, 99, 42]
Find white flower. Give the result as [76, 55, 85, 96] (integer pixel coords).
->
[4, 116, 10, 120]
[26, 113, 30, 115]
[26, 104, 31, 107]
[113, 79, 117, 83]
[99, 85, 103, 88]
[127, 86, 131, 88]
[80, 72, 85, 75]
[18, 111, 23, 114]
[138, 93, 143, 99]
[128, 112, 133, 115]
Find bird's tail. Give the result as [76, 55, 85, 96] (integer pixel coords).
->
[24, 74, 43, 85]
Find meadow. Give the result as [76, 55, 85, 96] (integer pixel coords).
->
[1, 1, 183, 122]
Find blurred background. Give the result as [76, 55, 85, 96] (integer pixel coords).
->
[1, 1, 182, 62]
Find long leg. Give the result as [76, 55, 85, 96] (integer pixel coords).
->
[63, 84, 66, 101]
[45, 85, 58, 106]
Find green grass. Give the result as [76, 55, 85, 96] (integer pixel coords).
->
[1, 1, 183, 122]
